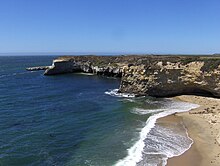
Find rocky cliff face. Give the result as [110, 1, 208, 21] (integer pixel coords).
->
[119, 59, 220, 97]
[43, 55, 220, 98]
[44, 56, 126, 77]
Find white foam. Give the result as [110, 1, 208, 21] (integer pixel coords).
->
[139, 121, 194, 166]
[131, 108, 164, 115]
[105, 89, 136, 98]
[74, 72, 94, 76]
[114, 99, 199, 166]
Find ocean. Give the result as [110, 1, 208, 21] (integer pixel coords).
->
[0, 56, 198, 166]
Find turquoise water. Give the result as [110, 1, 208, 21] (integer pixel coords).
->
[0, 56, 198, 166]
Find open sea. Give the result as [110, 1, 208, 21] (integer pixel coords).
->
[0, 56, 198, 166]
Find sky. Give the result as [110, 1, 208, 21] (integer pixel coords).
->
[0, 0, 220, 54]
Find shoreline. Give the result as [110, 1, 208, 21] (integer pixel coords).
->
[166, 95, 220, 166]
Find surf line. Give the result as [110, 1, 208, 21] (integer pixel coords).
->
[114, 99, 199, 166]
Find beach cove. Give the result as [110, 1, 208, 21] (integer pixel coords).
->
[1, 0, 220, 165]
[167, 95, 220, 166]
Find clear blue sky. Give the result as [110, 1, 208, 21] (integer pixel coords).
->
[0, 0, 220, 54]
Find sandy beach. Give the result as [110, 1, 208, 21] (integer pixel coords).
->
[166, 95, 220, 166]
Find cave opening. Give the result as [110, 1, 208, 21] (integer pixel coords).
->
[150, 86, 218, 98]
[184, 87, 216, 98]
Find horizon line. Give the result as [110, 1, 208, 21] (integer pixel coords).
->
[0, 51, 219, 56]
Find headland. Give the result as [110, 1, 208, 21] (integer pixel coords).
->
[28, 54, 220, 98]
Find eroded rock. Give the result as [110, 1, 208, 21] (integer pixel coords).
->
[42, 55, 220, 98]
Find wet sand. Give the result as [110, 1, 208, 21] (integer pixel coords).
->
[166, 95, 220, 166]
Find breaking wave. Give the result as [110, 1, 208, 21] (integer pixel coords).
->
[105, 89, 136, 98]
[114, 98, 199, 166]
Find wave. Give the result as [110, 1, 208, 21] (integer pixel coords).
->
[105, 89, 136, 98]
[74, 72, 95, 76]
[114, 99, 199, 166]
[130, 108, 164, 115]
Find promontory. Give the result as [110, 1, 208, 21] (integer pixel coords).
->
[28, 55, 220, 98]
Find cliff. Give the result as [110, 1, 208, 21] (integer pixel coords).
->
[41, 55, 220, 97]
[119, 57, 220, 97]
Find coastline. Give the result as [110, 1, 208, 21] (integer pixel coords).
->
[166, 95, 220, 166]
